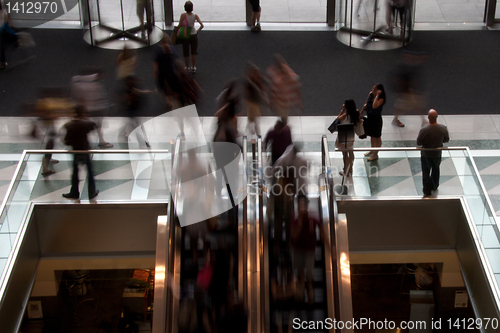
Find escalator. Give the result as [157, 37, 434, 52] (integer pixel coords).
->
[256, 135, 353, 333]
[153, 135, 248, 333]
[153, 134, 351, 333]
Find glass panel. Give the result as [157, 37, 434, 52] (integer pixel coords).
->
[337, 0, 413, 48]
[173, 0, 245, 23]
[2, 145, 500, 320]
[6, 201, 29, 232]
[415, 0, 484, 24]
[95, 0, 125, 30]
[481, 225, 500, 248]
[0, 149, 174, 284]
[172, 0, 329, 24]
[261, 0, 327, 23]
[0, 234, 11, 258]
[154, 0, 164, 23]
[486, 249, 500, 274]
[339, 0, 415, 33]
[85, 0, 160, 45]
[0, 213, 8, 234]
[0, 259, 6, 275]
[465, 195, 488, 226]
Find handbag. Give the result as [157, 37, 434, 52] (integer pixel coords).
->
[177, 14, 192, 40]
[359, 116, 369, 139]
[354, 118, 365, 137]
[328, 119, 339, 133]
[170, 26, 179, 45]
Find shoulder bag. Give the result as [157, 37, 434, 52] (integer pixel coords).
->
[328, 119, 340, 133]
[177, 14, 192, 40]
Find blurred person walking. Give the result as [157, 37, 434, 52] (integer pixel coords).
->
[0, 1, 18, 69]
[71, 67, 113, 148]
[31, 87, 75, 176]
[116, 45, 137, 81]
[62, 107, 99, 200]
[119, 75, 150, 147]
[177, 1, 204, 73]
[291, 195, 328, 304]
[244, 62, 267, 136]
[153, 33, 182, 109]
[116, 46, 150, 146]
[175, 59, 201, 107]
[360, 83, 386, 161]
[213, 99, 239, 197]
[264, 118, 292, 166]
[266, 54, 303, 121]
[216, 78, 239, 110]
[271, 144, 308, 255]
[391, 51, 427, 127]
[417, 109, 449, 197]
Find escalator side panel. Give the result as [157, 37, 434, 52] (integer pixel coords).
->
[335, 213, 353, 332]
[152, 215, 169, 333]
[320, 177, 336, 333]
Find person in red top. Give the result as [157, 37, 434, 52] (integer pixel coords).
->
[291, 195, 329, 304]
[266, 54, 303, 121]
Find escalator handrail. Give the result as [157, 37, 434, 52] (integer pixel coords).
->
[257, 136, 271, 333]
[152, 136, 182, 333]
[322, 135, 354, 332]
[238, 136, 248, 305]
[167, 135, 183, 333]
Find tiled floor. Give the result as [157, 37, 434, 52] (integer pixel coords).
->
[1, 114, 500, 210]
[1, 114, 500, 331]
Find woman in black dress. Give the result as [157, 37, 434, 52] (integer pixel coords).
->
[360, 84, 386, 161]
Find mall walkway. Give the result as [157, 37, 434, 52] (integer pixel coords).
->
[1, 28, 500, 212]
[1, 114, 500, 213]
[1, 29, 500, 119]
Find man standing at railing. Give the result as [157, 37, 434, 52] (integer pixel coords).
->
[417, 109, 449, 198]
[62, 107, 99, 201]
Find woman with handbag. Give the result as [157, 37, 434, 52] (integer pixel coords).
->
[360, 84, 386, 161]
[177, 1, 204, 74]
[335, 99, 361, 176]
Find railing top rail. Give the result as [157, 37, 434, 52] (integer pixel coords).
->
[10, 146, 473, 155]
[21, 149, 173, 154]
[346, 147, 470, 152]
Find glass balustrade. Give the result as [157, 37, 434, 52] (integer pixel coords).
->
[1, 144, 500, 316]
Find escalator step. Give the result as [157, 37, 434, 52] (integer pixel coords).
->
[313, 288, 324, 303]
[313, 267, 324, 282]
[315, 246, 322, 261]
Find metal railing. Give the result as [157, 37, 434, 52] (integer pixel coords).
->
[1, 140, 500, 331]
[330, 144, 500, 326]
